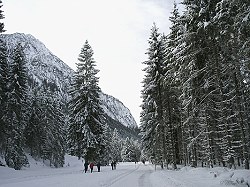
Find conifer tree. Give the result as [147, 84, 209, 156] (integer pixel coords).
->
[140, 24, 166, 165]
[24, 88, 43, 158]
[162, 2, 183, 169]
[3, 43, 28, 169]
[121, 137, 139, 162]
[0, 0, 6, 156]
[0, 0, 5, 33]
[25, 87, 66, 167]
[110, 128, 122, 162]
[0, 39, 8, 154]
[100, 124, 112, 165]
[68, 40, 105, 161]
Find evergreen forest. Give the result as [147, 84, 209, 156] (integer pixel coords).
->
[140, 0, 250, 169]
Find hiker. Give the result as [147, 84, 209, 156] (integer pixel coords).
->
[97, 162, 101, 172]
[84, 161, 88, 173]
[111, 161, 114, 170]
[113, 161, 116, 170]
[90, 162, 94, 173]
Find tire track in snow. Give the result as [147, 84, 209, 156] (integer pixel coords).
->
[158, 170, 186, 187]
[100, 165, 140, 187]
[138, 167, 153, 187]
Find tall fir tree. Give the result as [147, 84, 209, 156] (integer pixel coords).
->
[68, 40, 105, 161]
[121, 137, 139, 162]
[24, 86, 66, 167]
[0, 0, 6, 157]
[163, 2, 183, 169]
[0, 39, 8, 155]
[110, 128, 122, 162]
[0, 0, 5, 33]
[3, 43, 28, 169]
[140, 24, 166, 165]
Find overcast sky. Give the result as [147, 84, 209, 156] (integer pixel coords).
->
[3, 0, 181, 125]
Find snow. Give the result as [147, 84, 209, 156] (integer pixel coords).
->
[0, 155, 249, 187]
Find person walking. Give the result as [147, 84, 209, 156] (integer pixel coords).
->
[111, 161, 114, 170]
[97, 162, 101, 172]
[84, 161, 89, 173]
[90, 162, 94, 173]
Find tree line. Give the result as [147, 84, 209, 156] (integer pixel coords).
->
[140, 0, 250, 169]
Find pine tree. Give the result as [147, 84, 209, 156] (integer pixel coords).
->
[0, 39, 8, 155]
[110, 128, 122, 162]
[140, 24, 166, 165]
[3, 43, 28, 169]
[0, 0, 6, 157]
[25, 86, 66, 167]
[100, 124, 112, 165]
[0, 0, 5, 33]
[68, 40, 105, 161]
[163, 2, 183, 169]
[24, 88, 43, 159]
[42, 90, 66, 167]
[121, 137, 139, 162]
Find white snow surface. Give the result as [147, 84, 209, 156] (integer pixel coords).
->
[0, 155, 249, 187]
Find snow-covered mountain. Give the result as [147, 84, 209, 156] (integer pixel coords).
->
[100, 93, 137, 128]
[0, 33, 73, 98]
[0, 33, 138, 128]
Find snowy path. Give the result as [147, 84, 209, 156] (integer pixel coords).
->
[0, 162, 249, 187]
[0, 163, 157, 187]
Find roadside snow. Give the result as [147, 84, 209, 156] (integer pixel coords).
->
[0, 155, 249, 187]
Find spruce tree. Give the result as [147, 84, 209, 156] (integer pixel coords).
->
[0, 0, 6, 156]
[110, 128, 122, 162]
[25, 87, 66, 167]
[163, 2, 183, 169]
[0, 39, 8, 155]
[0, 0, 5, 33]
[100, 124, 112, 165]
[24, 89, 43, 158]
[121, 137, 138, 162]
[140, 24, 166, 165]
[68, 40, 105, 161]
[3, 43, 28, 169]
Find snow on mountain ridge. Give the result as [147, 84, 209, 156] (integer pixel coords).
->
[0, 33, 74, 96]
[100, 93, 137, 128]
[0, 33, 138, 128]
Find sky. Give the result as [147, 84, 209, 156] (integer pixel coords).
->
[2, 0, 181, 125]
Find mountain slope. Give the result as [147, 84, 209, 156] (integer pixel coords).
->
[0, 33, 138, 129]
[100, 93, 137, 128]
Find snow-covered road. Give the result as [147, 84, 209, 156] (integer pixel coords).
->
[0, 162, 249, 187]
[0, 163, 156, 187]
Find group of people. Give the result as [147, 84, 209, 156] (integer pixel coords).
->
[111, 161, 117, 170]
[84, 160, 118, 173]
[84, 161, 101, 173]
